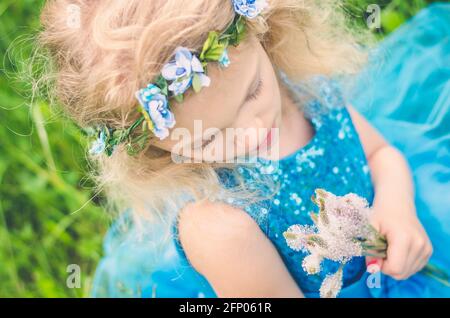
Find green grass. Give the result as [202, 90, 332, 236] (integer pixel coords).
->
[0, 0, 108, 297]
[0, 0, 438, 297]
[343, 0, 436, 36]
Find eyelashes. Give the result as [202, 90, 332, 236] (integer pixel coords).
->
[198, 78, 263, 149]
[246, 78, 263, 102]
[201, 133, 216, 148]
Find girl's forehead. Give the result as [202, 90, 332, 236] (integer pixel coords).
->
[177, 39, 260, 107]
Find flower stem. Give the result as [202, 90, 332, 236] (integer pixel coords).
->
[421, 264, 450, 287]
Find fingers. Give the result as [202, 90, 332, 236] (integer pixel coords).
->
[382, 231, 433, 280]
[370, 211, 433, 280]
[410, 235, 433, 274]
[381, 232, 411, 280]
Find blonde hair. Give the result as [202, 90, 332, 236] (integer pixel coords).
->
[36, 0, 369, 226]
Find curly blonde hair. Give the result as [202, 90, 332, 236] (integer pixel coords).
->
[37, 0, 369, 225]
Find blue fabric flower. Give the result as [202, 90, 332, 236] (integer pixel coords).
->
[232, 0, 267, 19]
[219, 49, 231, 67]
[89, 130, 107, 155]
[161, 47, 210, 96]
[135, 84, 176, 140]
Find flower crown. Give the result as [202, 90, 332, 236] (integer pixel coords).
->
[88, 0, 268, 157]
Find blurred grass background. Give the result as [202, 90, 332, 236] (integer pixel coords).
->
[0, 0, 440, 297]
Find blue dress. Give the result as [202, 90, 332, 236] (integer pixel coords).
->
[91, 3, 450, 298]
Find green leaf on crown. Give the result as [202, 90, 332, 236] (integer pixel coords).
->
[126, 132, 150, 156]
[174, 94, 184, 103]
[200, 31, 227, 62]
[155, 75, 169, 96]
[192, 73, 203, 93]
[222, 15, 247, 46]
[233, 16, 247, 44]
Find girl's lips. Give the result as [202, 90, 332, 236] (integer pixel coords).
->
[257, 123, 277, 152]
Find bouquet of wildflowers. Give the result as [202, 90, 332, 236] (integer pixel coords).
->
[283, 189, 449, 298]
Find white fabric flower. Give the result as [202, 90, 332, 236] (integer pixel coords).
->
[232, 0, 268, 19]
[161, 47, 210, 96]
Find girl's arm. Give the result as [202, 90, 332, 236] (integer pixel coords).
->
[178, 200, 304, 297]
[348, 106, 433, 280]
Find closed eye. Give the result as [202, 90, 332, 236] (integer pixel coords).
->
[201, 134, 216, 148]
[245, 78, 263, 102]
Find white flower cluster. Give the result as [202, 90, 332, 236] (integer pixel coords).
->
[320, 266, 344, 298]
[283, 189, 374, 298]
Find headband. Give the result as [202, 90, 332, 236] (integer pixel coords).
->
[88, 0, 267, 157]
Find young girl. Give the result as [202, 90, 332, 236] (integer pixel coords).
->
[37, 0, 450, 297]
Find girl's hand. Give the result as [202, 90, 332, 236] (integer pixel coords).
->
[347, 107, 433, 280]
[367, 196, 433, 280]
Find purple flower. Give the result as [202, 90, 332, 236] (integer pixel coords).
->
[316, 189, 371, 238]
[161, 47, 210, 96]
[135, 84, 175, 140]
[232, 0, 267, 19]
